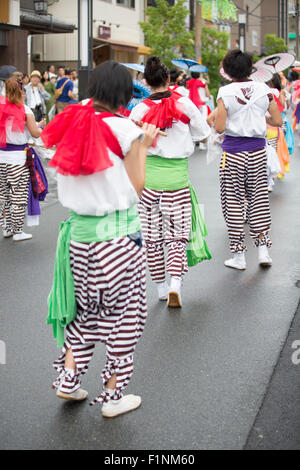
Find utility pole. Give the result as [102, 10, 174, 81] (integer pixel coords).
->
[296, 0, 299, 60]
[195, 1, 202, 61]
[78, 0, 93, 101]
[189, 0, 195, 31]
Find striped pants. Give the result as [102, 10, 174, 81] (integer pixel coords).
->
[52, 236, 147, 406]
[220, 148, 271, 253]
[0, 163, 30, 234]
[138, 187, 192, 282]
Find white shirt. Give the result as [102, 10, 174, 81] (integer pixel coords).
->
[57, 105, 143, 216]
[130, 96, 211, 159]
[198, 79, 208, 103]
[217, 81, 271, 138]
[0, 105, 34, 165]
[25, 84, 42, 109]
[169, 85, 189, 98]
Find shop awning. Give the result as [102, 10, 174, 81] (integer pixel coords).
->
[20, 9, 76, 34]
[94, 38, 150, 55]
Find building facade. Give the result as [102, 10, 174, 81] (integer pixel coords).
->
[32, 0, 149, 71]
[0, 0, 75, 73]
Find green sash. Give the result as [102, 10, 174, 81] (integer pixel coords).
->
[47, 207, 141, 347]
[145, 156, 212, 267]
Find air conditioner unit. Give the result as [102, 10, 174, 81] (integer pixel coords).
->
[31, 53, 41, 61]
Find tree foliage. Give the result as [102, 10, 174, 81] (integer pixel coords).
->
[202, 26, 229, 98]
[198, 0, 237, 21]
[139, 0, 194, 67]
[263, 34, 288, 55]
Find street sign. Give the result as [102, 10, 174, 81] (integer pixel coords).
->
[98, 25, 111, 39]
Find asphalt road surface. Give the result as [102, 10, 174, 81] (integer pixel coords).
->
[1, 143, 300, 450]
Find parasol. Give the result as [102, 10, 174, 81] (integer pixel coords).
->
[250, 66, 273, 83]
[255, 53, 295, 74]
[219, 67, 231, 81]
[190, 64, 208, 73]
[171, 58, 199, 71]
[293, 60, 300, 67]
[121, 63, 145, 73]
[127, 79, 151, 111]
[220, 65, 273, 83]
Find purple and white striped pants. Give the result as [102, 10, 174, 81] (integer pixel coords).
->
[52, 236, 147, 406]
[138, 187, 192, 282]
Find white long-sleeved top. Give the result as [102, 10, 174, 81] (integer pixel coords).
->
[217, 81, 271, 138]
[57, 111, 143, 216]
[130, 95, 211, 159]
[169, 85, 189, 98]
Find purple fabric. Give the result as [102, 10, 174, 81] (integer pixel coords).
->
[222, 135, 266, 153]
[0, 143, 48, 215]
[295, 102, 300, 124]
[0, 143, 27, 151]
[27, 148, 48, 216]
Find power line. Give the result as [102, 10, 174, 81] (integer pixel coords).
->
[250, 0, 265, 15]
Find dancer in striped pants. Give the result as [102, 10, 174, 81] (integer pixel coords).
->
[139, 187, 191, 283]
[42, 61, 159, 417]
[212, 49, 283, 270]
[131, 56, 211, 308]
[0, 163, 30, 235]
[220, 148, 272, 254]
[52, 237, 147, 407]
[0, 78, 43, 241]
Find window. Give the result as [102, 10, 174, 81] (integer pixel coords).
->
[147, 0, 174, 4]
[252, 30, 258, 47]
[116, 0, 135, 8]
[147, 1, 174, 5]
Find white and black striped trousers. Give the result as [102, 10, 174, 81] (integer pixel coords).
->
[0, 163, 30, 234]
[52, 236, 147, 406]
[220, 148, 272, 253]
[138, 187, 192, 282]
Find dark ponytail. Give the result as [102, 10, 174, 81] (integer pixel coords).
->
[144, 56, 169, 88]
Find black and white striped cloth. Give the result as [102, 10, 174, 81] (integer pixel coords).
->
[0, 163, 30, 234]
[52, 236, 147, 406]
[138, 187, 192, 282]
[220, 148, 272, 253]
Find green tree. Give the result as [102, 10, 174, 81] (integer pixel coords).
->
[263, 34, 288, 55]
[198, 0, 237, 21]
[201, 26, 229, 98]
[139, 0, 194, 66]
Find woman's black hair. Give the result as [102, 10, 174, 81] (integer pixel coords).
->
[169, 68, 179, 84]
[144, 56, 169, 88]
[41, 70, 50, 83]
[88, 61, 133, 110]
[191, 71, 200, 79]
[289, 70, 299, 82]
[270, 73, 282, 91]
[223, 49, 253, 80]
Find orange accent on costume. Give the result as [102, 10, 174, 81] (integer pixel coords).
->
[267, 125, 290, 177]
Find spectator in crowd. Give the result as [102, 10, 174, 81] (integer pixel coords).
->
[25, 70, 50, 122]
[71, 69, 79, 101]
[22, 73, 30, 86]
[55, 66, 75, 113]
[47, 64, 57, 81]
[42, 70, 56, 123]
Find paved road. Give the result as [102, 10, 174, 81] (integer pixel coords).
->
[1, 144, 300, 450]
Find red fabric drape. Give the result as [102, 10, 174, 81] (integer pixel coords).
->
[142, 94, 190, 130]
[41, 100, 123, 176]
[0, 97, 25, 148]
[273, 94, 284, 113]
[187, 79, 206, 108]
